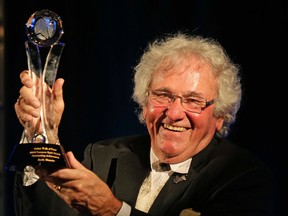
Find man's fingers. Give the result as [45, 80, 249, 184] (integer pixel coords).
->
[53, 78, 65, 101]
[19, 70, 33, 87]
[66, 151, 85, 170]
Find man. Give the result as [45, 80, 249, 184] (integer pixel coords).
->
[14, 33, 275, 215]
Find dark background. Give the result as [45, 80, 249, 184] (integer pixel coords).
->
[3, 0, 287, 215]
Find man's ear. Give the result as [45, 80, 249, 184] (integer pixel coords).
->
[216, 116, 224, 131]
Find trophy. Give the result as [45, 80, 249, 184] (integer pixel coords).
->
[6, 9, 69, 171]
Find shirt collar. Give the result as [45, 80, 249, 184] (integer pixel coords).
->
[150, 148, 192, 174]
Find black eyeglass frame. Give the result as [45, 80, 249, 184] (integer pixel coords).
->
[148, 90, 215, 113]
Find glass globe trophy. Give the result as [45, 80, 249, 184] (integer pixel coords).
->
[6, 9, 69, 171]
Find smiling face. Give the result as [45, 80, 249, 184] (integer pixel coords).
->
[143, 55, 224, 164]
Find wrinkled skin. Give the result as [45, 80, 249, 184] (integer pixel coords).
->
[144, 56, 224, 164]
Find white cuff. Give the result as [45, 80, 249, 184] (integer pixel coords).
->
[116, 201, 131, 216]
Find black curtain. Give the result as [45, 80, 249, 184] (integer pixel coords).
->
[4, 0, 286, 215]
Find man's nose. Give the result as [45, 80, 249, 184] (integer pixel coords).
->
[166, 98, 186, 120]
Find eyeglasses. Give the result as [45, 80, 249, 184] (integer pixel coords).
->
[148, 90, 215, 114]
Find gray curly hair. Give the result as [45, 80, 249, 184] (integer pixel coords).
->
[132, 33, 242, 138]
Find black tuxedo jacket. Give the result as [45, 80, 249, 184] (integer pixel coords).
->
[14, 134, 275, 216]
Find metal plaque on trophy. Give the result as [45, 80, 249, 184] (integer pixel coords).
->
[6, 9, 69, 171]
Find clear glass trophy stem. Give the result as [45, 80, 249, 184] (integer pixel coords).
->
[23, 41, 65, 144]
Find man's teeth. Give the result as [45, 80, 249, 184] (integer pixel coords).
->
[163, 123, 187, 132]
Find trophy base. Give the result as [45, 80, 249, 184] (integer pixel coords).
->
[5, 143, 70, 171]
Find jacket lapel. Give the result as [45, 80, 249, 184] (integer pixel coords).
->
[149, 166, 198, 215]
[149, 138, 220, 215]
[112, 135, 151, 206]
